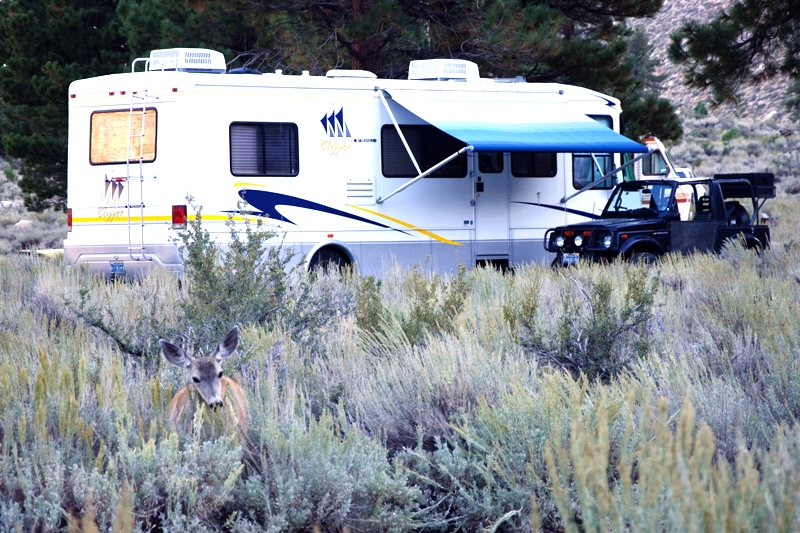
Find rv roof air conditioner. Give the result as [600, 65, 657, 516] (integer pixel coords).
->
[408, 59, 479, 81]
[149, 48, 227, 74]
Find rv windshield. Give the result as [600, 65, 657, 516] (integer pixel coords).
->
[603, 182, 676, 217]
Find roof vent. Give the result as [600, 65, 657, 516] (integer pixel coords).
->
[149, 48, 227, 74]
[408, 59, 479, 81]
[326, 69, 377, 79]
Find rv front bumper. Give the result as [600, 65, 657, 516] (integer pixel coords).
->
[64, 244, 183, 279]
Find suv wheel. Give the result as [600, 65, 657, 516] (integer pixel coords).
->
[629, 252, 658, 265]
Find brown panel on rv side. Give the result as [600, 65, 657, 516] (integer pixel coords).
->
[90, 109, 157, 164]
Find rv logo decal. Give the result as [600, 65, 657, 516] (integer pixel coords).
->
[319, 106, 376, 155]
[321, 107, 351, 138]
[101, 175, 124, 205]
[98, 174, 126, 222]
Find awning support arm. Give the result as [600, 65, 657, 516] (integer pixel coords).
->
[560, 149, 655, 204]
[376, 88, 422, 175]
[377, 146, 472, 204]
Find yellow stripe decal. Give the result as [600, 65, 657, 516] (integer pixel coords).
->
[347, 205, 463, 246]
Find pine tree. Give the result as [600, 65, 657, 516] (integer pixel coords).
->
[669, 0, 800, 106]
[0, 0, 129, 210]
[117, 0, 679, 140]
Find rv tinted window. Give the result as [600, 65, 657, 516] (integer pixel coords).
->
[479, 152, 504, 173]
[230, 122, 299, 177]
[90, 109, 157, 165]
[381, 125, 467, 178]
[510, 152, 557, 177]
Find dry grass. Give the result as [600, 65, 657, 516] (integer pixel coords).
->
[1, 192, 800, 530]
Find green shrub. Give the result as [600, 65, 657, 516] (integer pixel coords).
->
[694, 101, 709, 117]
[721, 127, 742, 145]
[176, 205, 294, 350]
[400, 263, 470, 344]
[525, 266, 658, 382]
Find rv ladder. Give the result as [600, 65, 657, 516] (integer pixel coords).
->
[125, 56, 156, 263]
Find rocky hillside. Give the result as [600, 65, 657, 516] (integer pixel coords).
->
[638, 0, 793, 125]
[635, 0, 799, 189]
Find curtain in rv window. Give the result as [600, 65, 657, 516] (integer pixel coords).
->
[90, 109, 157, 165]
[510, 152, 557, 177]
[381, 125, 467, 178]
[230, 122, 299, 176]
[572, 115, 613, 189]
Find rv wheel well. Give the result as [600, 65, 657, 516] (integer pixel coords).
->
[307, 245, 352, 273]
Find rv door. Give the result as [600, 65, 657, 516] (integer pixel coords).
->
[473, 151, 510, 260]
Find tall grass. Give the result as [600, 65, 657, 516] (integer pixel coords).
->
[1, 194, 800, 530]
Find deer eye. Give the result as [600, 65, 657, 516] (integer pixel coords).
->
[218, 371, 223, 379]
[192, 377, 200, 383]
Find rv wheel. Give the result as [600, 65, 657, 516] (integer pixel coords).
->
[309, 248, 348, 273]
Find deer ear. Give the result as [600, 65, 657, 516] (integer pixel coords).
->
[160, 339, 192, 368]
[212, 326, 239, 361]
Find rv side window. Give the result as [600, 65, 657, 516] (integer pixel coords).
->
[510, 152, 557, 177]
[90, 109, 157, 165]
[230, 122, 299, 177]
[642, 152, 668, 175]
[381, 125, 467, 178]
[573, 114, 613, 189]
[573, 154, 612, 189]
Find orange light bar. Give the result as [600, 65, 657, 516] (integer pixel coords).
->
[564, 230, 575, 237]
[583, 230, 592, 237]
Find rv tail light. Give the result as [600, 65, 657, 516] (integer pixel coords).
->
[327, 234, 334, 238]
[67, 208, 73, 232]
[172, 205, 187, 230]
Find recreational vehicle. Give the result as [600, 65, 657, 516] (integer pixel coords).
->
[64, 48, 649, 278]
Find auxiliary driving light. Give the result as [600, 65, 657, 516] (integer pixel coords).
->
[556, 236, 565, 247]
[574, 235, 583, 247]
[603, 235, 613, 248]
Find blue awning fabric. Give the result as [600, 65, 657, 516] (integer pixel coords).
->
[384, 90, 648, 153]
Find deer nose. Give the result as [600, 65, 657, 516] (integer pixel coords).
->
[209, 401, 223, 410]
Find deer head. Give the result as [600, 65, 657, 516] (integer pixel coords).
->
[160, 326, 240, 410]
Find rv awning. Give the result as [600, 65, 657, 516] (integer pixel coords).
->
[383, 90, 648, 153]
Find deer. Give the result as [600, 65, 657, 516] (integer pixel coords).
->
[159, 326, 248, 432]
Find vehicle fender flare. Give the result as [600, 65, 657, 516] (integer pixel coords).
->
[619, 236, 665, 256]
[305, 240, 355, 271]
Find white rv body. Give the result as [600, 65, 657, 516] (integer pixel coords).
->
[64, 49, 647, 278]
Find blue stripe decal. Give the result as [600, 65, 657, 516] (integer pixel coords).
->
[512, 201, 601, 220]
[238, 189, 411, 234]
